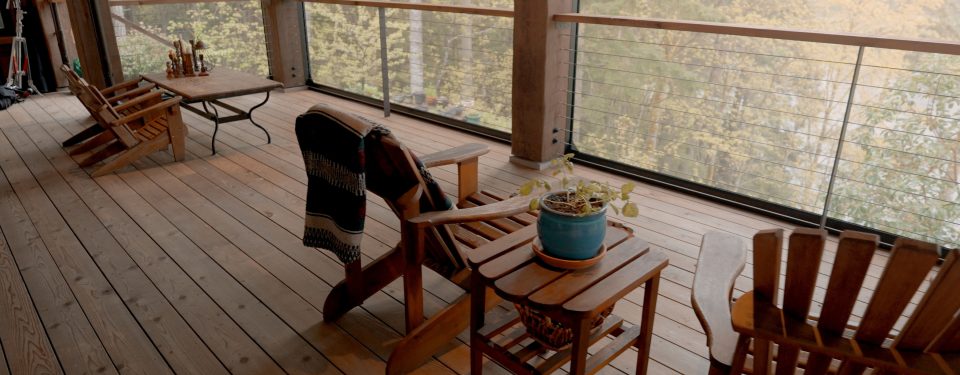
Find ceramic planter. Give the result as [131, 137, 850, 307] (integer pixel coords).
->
[536, 192, 607, 260]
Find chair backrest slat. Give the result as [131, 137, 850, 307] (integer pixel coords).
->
[854, 238, 939, 345]
[782, 228, 827, 321]
[818, 231, 879, 335]
[753, 229, 783, 304]
[928, 307, 960, 352]
[895, 250, 960, 350]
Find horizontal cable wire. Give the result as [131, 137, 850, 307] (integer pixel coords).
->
[385, 15, 513, 31]
[402, 39, 513, 57]
[391, 47, 513, 71]
[828, 186, 960, 227]
[394, 61, 513, 87]
[386, 25, 514, 45]
[839, 158, 960, 187]
[567, 55, 851, 105]
[851, 101, 960, 123]
[860, 63, 960, 80]
[567, 139, 827, 212]
[563, 128, 833, 202]
[845, 120, 960, 146]
[832, 175, 960, 211]
[566, 85, 844, 141]
[389, 71, 514, 104]
[564, 100, 839, 162]
[566, 32, 857, 66]
[566, 46, 855, 85]
[566, 88, 843, 143]
[564, 116, 835, 179]
[567, 64, 850, 122]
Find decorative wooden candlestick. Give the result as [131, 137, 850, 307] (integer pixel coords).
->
[198, 54, 209, 76]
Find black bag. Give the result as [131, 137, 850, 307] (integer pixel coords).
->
[0, 86, 20, 110]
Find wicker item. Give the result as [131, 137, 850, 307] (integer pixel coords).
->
[515, 303, 615, 349]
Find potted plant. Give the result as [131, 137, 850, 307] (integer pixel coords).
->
[519, 154, 639, 260]
[515, 154, 639, 349]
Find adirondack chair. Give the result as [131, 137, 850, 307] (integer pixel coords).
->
[69, 83, 187, 177]
[694, 228, 960, 374]
[59, 64, 156, 147]
[295, 104, 533, 374]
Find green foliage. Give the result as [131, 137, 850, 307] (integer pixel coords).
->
[113, 1, 269, 79]
[519, 154, 639, 218]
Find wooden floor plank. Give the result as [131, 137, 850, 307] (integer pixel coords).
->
[0, 120, 169, 374]
[0, 90, 908, 375]
[0, 225, 62, 375]
[6, 104, 229, 375]
[23, 97, 286, 375]
[0, 143, 118, 375]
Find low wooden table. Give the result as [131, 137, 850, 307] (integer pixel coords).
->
[468, 222, 668, 375]
[141, 69, 283, 155]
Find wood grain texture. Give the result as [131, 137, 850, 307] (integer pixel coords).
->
[0, 91, 918, 375]
[691, 232, 746, 366]
[142, 69, 283, 102]
[894, 250, 960, 350]
[0, 123, 171, 374]
[0, 226, 63, 375]
[855, 237, 938, 344]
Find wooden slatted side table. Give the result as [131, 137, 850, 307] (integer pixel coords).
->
[468, 222, 669, 375]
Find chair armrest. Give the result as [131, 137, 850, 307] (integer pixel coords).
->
[419, 143, 489, 168]
[691, 232, 747, 367]
[115, 96, 182, 126]
[408, 195, 530, 227]
[113, 91, 163, 114]
[107, 84, 156, 105]
[100, 78, 143, 95]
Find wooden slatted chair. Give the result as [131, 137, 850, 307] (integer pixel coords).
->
[694, 227, 960, 374]
[59, 64, 156, 147]
[70, 84, 187, 177]
[295, 105, 533, 374]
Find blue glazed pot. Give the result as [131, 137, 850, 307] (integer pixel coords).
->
[537, 193, 607, 260]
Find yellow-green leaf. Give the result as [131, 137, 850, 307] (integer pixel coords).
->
[622, 202, 639, 217]
[529, 198, 540, 211]
[621, 182, 635, 196]
[519, 180, 535, 196]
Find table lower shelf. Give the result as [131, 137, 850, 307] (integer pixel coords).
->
[474, 310, 641, 375]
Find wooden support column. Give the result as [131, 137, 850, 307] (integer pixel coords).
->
[65, 0, 122, 88]
[509, 0, 573, 169]
[261, 0, 307, 87]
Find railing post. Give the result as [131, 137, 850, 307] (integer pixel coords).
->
[820, 46, 865, 229]
[262, 0, 308, 86]
[65, 0, 123, 87]
[378, 7, 391, 117]
[509, 0, 574, 169]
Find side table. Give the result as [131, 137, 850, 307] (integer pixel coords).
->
[468, 222, 669, 375]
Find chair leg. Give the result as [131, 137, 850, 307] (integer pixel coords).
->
[386, 288, 501, 375]
[75, 141, 124, 167]
[403, 221, 425, 333]
[322, 246, 405, 321]
[166, 108, 187, 161]
[69, 130, 115, 157]
[62, 122, 104, 147]
[90, 135, 168, 177]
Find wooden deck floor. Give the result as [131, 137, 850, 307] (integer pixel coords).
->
[0, 89, 898, 375]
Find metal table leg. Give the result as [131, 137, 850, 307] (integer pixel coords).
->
[248, 91, 272, 144]
[208, 102, 221, 155]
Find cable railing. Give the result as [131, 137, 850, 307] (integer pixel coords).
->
[559, 15, 960, 249]
[108, 0, 270, 79]
[303, 1, 513, 134]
